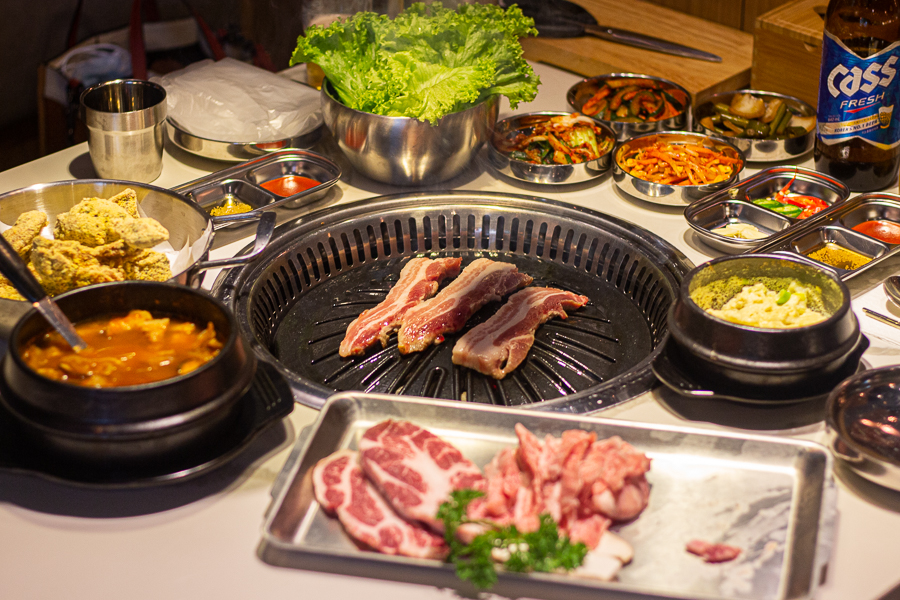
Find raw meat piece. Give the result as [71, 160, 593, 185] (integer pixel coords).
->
[358, 420, 484, 532]
[339, 257, 462, 357]
[397, 258, 532, 354]
[686, 539, 742, 563]
[451, 287, 589, 379]
[311, 449, 447, 559]
[467, 424, 651, 550]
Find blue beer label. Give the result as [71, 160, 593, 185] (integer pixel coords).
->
[817, 30, 900, 150]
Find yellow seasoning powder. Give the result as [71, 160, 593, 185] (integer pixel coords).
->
[806, 243, 872, 270]
[209, 195, 252, 217]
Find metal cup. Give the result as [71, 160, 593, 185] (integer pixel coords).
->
[81, 79, 167, 182]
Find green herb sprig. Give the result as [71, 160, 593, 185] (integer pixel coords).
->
[437, 489, 589, 590]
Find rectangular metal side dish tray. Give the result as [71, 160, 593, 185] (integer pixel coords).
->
[685, 166, 849, 254]
[173, 149, 340, 227]
[750, 192, 900, 281]
[259, 393, 835, 600]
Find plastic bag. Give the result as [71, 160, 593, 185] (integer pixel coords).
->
[153, 58, 323, 143]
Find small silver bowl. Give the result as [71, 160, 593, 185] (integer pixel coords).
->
[694, 90, 816, 162]
[487, 112, 616, 185]
[321, 79, 499, 185]
[567, 73, 691, 141]
[613, 131, 745, 206]
[827, 365, 900, 492]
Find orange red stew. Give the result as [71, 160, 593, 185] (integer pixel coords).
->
[21, 310, 222, 388]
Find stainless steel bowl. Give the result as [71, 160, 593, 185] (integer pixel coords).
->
[487, 112, 615, 185]
[827, 365, 900, 492]
[321, 80, 499, 185]
[694, 89, 816, 162]
[567, 73, 691, 141]
[613, 131, 745, 205]
[167, 119, 323, 162]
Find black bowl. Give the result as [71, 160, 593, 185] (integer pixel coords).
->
[0, 281, 256, 470]
[666, 254, 862, 396]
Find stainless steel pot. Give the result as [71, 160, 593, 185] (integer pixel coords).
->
[321, 80, 499, 185]
[0, 281, 256, 470]
[0, 179, 274, 337]
[666, 254, 864, 396]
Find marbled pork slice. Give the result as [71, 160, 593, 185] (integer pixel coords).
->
[311, 449, 447, 559]
[358, 420, 484, 532]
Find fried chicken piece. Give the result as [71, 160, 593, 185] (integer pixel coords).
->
[30, 237, 124, 296]
[54, 199, 134, 247]
[114, 218, 169, 249]
[2, 210, 48, 260]
[0, 276, 24, 300]
[106, 188, 139, 218]
[89, 240, 173, 282]
[124, 248, 172, 281]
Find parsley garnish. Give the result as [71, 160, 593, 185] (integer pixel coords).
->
[437, 489, 589, 590]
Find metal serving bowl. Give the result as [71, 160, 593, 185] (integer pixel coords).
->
[613, 131, 745, 205]
[694, 89, 816, 162]
[827, 365, 900, 492]
[666, 254, 864, 398]
[321, 79, 499, 185]
[0, 179, 272, 334]
[487, 112, 616, 185]
[0, 281, 256, 470]
[567, 73, 691, 141]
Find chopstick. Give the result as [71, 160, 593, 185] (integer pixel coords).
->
[862, 308, 900, 330]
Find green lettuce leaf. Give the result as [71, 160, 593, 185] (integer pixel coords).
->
[290, 2, 540, 123]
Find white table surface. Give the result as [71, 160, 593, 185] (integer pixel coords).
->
[2, 62, 900, 600]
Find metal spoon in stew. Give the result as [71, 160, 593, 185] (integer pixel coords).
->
[0, 234, 88, 351]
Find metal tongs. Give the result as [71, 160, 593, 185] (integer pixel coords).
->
[0, 234, 87, 351]
[506, 0, 722, 63]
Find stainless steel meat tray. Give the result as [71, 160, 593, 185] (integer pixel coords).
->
[259, 392, 835, 600]
[750, 192, 900, 281]
[684, 167, 849, 254]
[172, 149, 340, 227]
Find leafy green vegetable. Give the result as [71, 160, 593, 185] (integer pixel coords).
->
[437, 489, 589, 590]
[290, 2, 541, 123]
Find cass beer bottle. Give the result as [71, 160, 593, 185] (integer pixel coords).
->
[814, 0, 900, 191]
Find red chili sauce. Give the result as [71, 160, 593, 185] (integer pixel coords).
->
[260, 175, 320, 197]
[852, 219, 900, 244]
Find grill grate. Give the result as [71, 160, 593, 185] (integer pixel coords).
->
[213, 192, 693, 412]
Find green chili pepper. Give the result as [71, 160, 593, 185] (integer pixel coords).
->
[776, 289, 791, 305]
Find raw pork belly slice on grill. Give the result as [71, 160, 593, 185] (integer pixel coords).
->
[311, 449, 447, 559]
[358, 420, 484, 532]
[339, 257, 462, 357]
[397, 258, 533, 354]
[451, 287, 589, 379]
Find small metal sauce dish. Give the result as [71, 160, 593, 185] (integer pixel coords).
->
[567, 73, 691, 141]
[684, 166, 850, 254]
[612, 131, 744, 206]
[694, 89, 816, 162]
[487, 112, 616, 185]
[827, 365, 900, 492]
